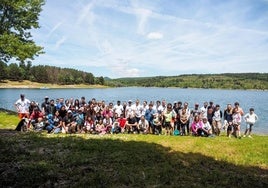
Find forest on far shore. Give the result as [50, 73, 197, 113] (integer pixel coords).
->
[0, 61, 267, 90]
[106, 73, 268, 90]
[0, 62, 105, 85]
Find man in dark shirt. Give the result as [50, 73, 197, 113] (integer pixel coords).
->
[125, 113, 138, 133]
[41, 96, 50, 115]
[62, 110, 76, 133]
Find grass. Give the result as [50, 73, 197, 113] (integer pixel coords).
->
[0, 111, 267, 187]
[0, 80, 107, 89]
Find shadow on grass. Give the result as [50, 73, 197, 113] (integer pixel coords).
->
[0, 130, 267, 187]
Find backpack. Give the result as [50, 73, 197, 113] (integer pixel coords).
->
[173, 129, 180, 136]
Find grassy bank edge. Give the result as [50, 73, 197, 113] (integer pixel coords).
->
[0, 80, 108, 89]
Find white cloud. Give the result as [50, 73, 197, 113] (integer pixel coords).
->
[110, 59, 141, 77]
[54, 36, 67, 50]
[147, 32, 163, 40]
[31, 0, 268, 78]
[46, 22, 62, 40]
[76, 1, 96, 25]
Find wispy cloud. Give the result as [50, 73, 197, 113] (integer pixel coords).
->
[76, 1, 96, 26]
[54, 36, 67, 50]
[32, 0, 268, 78]
[147, 32, 163, 40]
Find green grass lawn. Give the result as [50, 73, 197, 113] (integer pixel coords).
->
[0, 112, 267, 187]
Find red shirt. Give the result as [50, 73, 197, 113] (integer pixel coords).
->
[30, 111, 44, 120]
[118, 118, 127, 128]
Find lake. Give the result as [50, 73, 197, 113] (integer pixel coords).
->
[0, 87, 267, 134]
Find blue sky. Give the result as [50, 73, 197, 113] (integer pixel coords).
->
[31, 0, 268, 78]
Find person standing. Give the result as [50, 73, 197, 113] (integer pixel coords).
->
[14, 94, 31, 119]
[41, 96, 50, 116]
[212, 104, 222, 136]
[243, 108, 258, 138]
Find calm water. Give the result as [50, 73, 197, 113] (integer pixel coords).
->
[0, 87, 267, 134]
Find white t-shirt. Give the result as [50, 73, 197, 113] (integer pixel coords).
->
[125, 105, 134, 117]
[139, 119, 149, 129]
[244, 113, 258, 124]
[203, 121, 211, 131]
[15, 98, 31, 113]
[133, 104, 143, 118]
[113, 105, 123, 116]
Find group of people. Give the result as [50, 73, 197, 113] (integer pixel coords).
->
[14, 94, 258, 138]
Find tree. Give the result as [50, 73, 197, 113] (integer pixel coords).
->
[7, 63, 23, 81]
[96, 76, 105, 85]
[0, 61, 7, 81]
[0, 0, 45, 63]
[84, 73, 95, 84]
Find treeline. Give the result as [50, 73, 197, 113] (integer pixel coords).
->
[0, 61, 104, 85]
[106, 73, 268, 90]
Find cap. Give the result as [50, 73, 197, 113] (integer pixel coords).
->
[195, 103, 199, 106]
[45, 96, 49, 99]
[67, 110, 72, 113]
[128, 100, 132, 103]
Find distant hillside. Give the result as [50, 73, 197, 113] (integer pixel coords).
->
[106, 73, 268, 90]
[0, 62, 105, 85]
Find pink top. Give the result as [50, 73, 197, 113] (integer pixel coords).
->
[191, 120, 203, 134]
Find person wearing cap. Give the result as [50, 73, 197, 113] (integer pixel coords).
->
[14, 94, 31, 119]
[125, 100, 134, 118]
[41, 96, 50, 116]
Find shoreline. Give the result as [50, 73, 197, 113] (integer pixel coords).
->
[0, 80, 108, 89]
[1, 80, 267, 91]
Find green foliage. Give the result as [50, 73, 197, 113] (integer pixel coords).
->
[0, 111, 267, 187]
[0, 127, 267, 186]
[0, 111, 18, 129]
[0, 61, 7, 81]
[95, 76, 105, 85]
[7, 63, 24, 81]
[1, 62, 102, 85]
[0, 0, 45, 63]
[106, 73, 268, 90]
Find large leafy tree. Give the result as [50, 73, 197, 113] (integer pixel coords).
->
[0, 0, 45, 63]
